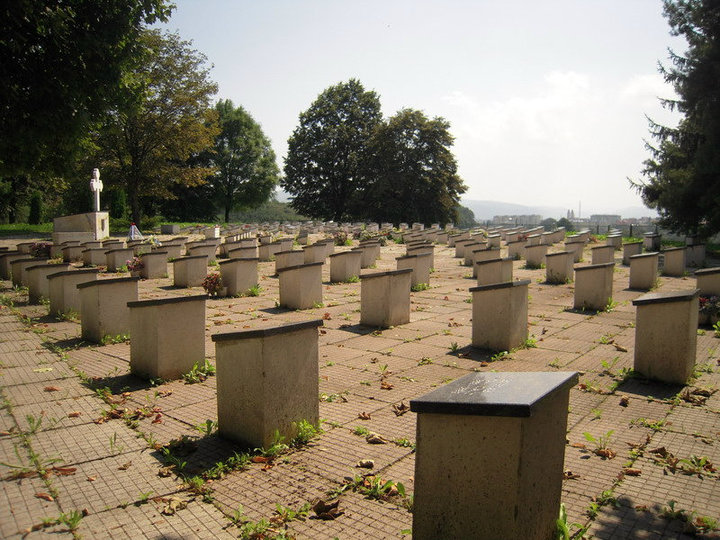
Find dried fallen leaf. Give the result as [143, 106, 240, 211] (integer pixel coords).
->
[356, 459, 374, 469]
[87, 476, 96, 482]
[322, 312, 331, 320]
[158, 467, 173, 477]
[312, 498, 343, 520]
[623, 467, 642, 476]
[51, 466, 76, 476]
[358, 412, 371, 420]
[35, 492, 53, 501]
[161, 497, 187, 515]
[563, 470, 580, 480]
[43, 386, 60, 392]
[151, 413, 163, 424]
[392, 402, 410, 416]
[595, 448, 616, 459]
[251, 456, 270, 463]
[619, 396, 630, 407]
[649, 446, 668, 457]
[118, 461, 132, 471]
[479, 361, 489, 367]
[67, 411, 82, 418]
[613, 343, 628, 352]
[570, 442, 587, 449]
[380, 380, 394, 390]
[366, 433, 388, 444]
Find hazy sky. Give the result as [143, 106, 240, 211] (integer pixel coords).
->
[159, 0, 686, 215]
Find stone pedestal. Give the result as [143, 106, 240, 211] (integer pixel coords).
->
[410, 371, 578, 540]
[463, 243, 487, 266]
[643, 232, 661, 252]
[545, 251, 573, 284]
[687, 244, 706, 268]
[52, 212, 109, 244]
[62, 245, 85, 262]
[26, 263, 71, 304]
[622, 241, 643, 265]
[564, 241, 585, 263]
[397, 253, 432, 288]
[258, 241, 282, 262]
[218, 257, 258, 296]
[173, 255, 208, 288]
[212, 319, 322, 448]
[0, 252, 26, 280]
[139, 251, 168, 279]
[454, 239, 475, 259]
[475, 258, 513, 286]
[662, 247, 686, 277]
[103, 240, 125, 250]
[48, 268, 99, 317]
[632, 290, 698, 384]
[128, 295, 206, 380]
[277, 262, 323, 309]
[606, 234, 623, 250]
[591, 245, 615, 265]
[82, 248, 108, 267]
[11, 258, 44, 287]
[77, 277, 139, 342]
[524, 244, 548, 269]
[526, 233, 542, 246]
[407, 244, 434, 269]
[629, 252, 659, 291]
[275, 250, 305, 276]
[16, 242, 34, 254]
[507, 240, 525, 260]
[329, 251, 362, 283]
[187, 243, 218, 264]
[487, 234, 501, 248]
[227, 246, 257, 260]
[573, 262, 614, 311]
[471, 248, 501, 277]
[160, 243, 184, 260]
[471, 280, 529, 351]
[360, 269, 412, 328]
[160, 224, 180, 235]
[695, 267, 720, 296]
[105, 248, 135, 272]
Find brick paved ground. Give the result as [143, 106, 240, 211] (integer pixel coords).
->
[1, 233, 719, 539]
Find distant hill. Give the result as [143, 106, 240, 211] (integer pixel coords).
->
[462, 200, 567, 221]
[462, 200, 657, 221]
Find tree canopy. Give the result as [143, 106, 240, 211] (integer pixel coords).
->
[205, 100, 279, 223]
[0, 0, 174, 180]
[361, 109, 467, 225]
[92, 29, 219, 225]
[633, 0, 720, 237]
[282, 79, 382, 221]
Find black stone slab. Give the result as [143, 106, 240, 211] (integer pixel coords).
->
[469, 279, 530, 293]
[276, 261, 324, 274]
[695, 267, 720, 276]
[360, 268, 413, 280]
[662, 246, 686, 253]
[632, 289, 699, 306]
[47, 268, 101, 280]
[545, 251, 571, 258]
[128, 294, 207, 309]
[573, 262, 615, 272]
[77, 277, 140, 289]
[218, 257, 259, 265]
[629, 252, 659, 260]
[211, 319, 323, 342]
[410, 371, 578, 417]
[475, 257, 511, 267]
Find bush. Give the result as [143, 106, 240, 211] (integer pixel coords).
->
[28, 191, 43, 225]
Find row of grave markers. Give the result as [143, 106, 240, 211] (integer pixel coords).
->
[1, 225, 716, 539]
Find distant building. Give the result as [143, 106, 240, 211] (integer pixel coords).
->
[589, 214, 621, 225]
[492, 214, 542, 225]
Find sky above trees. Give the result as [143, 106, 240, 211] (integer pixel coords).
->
[159, 0, 687, 215]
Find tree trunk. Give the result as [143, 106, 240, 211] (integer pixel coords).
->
[224, 204, 230, 223]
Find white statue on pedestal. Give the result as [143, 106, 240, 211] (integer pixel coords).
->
[90, 168, 103, 212]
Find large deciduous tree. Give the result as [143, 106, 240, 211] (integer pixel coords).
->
[360, 109, 467, 225]
[93, 29, 219, 226]
[633, 0, 720, 237]
[282, 79, 382, 221]
[0, 0, 173, 181]
[206, 100, 279, 223]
